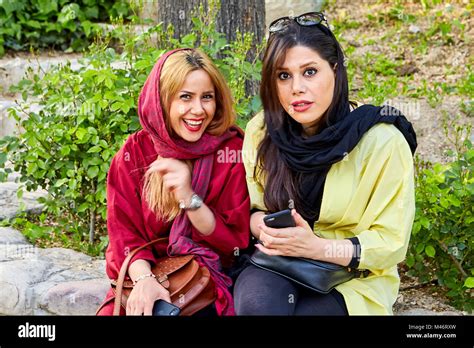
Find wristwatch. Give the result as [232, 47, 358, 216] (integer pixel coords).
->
[179, 193, 203, 211]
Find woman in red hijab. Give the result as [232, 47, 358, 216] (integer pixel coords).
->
[96, 48, 250, 316]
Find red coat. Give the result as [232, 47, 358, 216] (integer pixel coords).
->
[96, 129, 250, 315]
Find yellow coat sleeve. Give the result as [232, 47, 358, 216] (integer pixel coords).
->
[242, 112, 267, 211]
[355, 128, 415, 271]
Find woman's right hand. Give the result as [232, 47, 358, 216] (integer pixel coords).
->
[126, 277, 172, 316]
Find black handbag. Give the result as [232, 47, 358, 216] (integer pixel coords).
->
[249, 249, 370, 294]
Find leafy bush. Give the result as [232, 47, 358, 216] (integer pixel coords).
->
[0, 0, 130, 56]
[0, 4, 262, 257]
[407, 119, 473, 313]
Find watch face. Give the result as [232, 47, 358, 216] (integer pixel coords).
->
[189, 194, 203, 209]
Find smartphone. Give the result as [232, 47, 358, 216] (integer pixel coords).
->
[152, 299, 181, 316]
[263, 209, 296, 228]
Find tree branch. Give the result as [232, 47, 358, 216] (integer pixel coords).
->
[438, 241, 468, 278]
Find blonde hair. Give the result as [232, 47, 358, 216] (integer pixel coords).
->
[143, 49, 235, 221]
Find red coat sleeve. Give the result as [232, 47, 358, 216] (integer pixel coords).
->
[192, 137, 250, 262]
[105, 140, 157, 279]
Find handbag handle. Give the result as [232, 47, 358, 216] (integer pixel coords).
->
[113, 237, 169, 315]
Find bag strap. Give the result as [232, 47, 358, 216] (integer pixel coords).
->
[113, 237, 169, 316]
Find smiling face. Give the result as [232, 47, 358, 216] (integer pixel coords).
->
[168, 69, 216, 142]
[276, 45, 336, 136]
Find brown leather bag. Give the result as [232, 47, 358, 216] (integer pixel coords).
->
[111, 237, 216, 316]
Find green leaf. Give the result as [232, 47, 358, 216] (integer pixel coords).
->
[54, 178, 68, 187]
[406, 254, 415, 268]
[419, 215, 430, 229]
[425, 245, 436, 258]
[98, 171, 106, 182]
[87, 145, 102, 153]
[27, 162, 38, 175]
[60, 146, 71, 156]
[77, 202, 89, 213]
[83, 6, 99, 20]
[88, 158, 101, 166]
[111, 102, 122, 111]
[464, 277, 474, 288]
[58, 3, 80, 24]
[37, 0, 58, 15]
[26, 20, 42, 29]
[75, 128, 87, 140]
[87, 166, 99, 178]
[415, 243, 425, 254]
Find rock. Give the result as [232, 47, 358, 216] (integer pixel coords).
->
[7, 171, 21, 182]
[0, 258, 53, 314]
[0, 240, 107, 315]
[348, 40, 361, 47]
[396, 62, 419, 76]
[0, 97, 43, 138]
[1, 282, 20, 311]
[0, 181, 47, 220]
[409, 25, 421, 34]
[0, 98, 16, 138]
[423, 46, 444, 66]
[0, 242, 39, 262]
[39, 279, 110, 315]
[0, 227, 30, 245]
[39, 247, 93, 264]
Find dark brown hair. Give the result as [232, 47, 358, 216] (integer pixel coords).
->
[256, 22, 352, 214]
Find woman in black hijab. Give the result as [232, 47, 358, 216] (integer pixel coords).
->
[234, 12, 417, 315]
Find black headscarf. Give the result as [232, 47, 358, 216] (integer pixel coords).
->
[267, 104, 418, 227]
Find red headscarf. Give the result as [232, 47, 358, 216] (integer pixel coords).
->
[138, 48, 241, 315]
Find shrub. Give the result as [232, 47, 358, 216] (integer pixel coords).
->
[408, 118, 473, 313]
[0, 0, 130, 56]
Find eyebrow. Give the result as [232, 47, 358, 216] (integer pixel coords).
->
[180, 90, 215, 94]
[276, 61, 320, 70]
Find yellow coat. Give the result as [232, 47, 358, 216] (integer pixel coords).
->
[242, 111, 415, 315]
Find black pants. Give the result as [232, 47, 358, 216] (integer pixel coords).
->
[233, 265, 348, 315]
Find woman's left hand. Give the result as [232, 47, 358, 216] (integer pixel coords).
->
[256, 209, 323, 259]
[149, 157, 193, 202]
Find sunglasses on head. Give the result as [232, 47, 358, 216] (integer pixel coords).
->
[269, 12, 329, 34]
